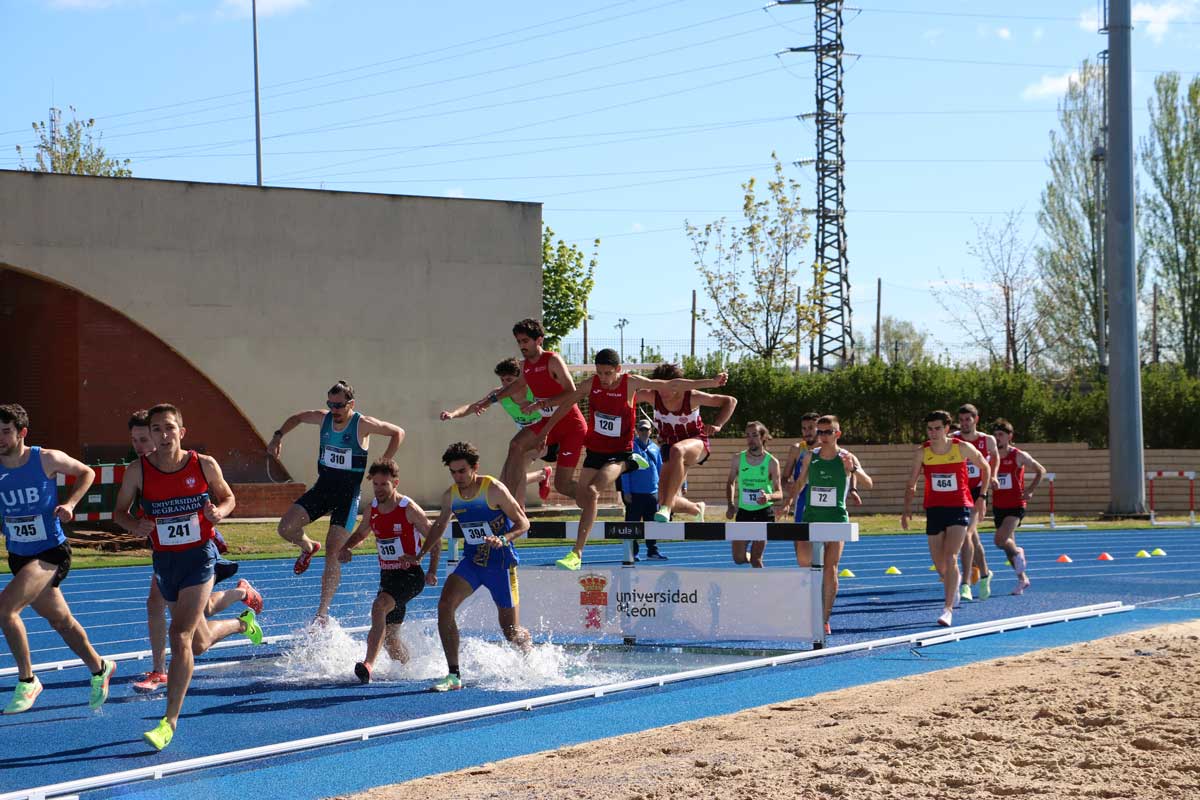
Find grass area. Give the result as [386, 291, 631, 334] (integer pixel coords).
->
[0, 512, 1167, 573]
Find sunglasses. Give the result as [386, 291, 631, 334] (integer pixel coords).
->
[327, 400, 349, 410]
[816, 428, 837, 436]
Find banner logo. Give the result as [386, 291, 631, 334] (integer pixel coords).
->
[578, 573, 609, 629]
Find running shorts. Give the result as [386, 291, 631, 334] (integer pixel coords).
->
[925, 506, 972, 535]
[7, 542, 72, 589]
[379, 565, 426, 625]
[295, 475, 362, 530]
[452, 559, 519, 609]
[153, 540, 218, 602]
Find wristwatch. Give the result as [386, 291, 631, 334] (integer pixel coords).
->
[488, 392, 500, 404]
[273, 429, 284, 438]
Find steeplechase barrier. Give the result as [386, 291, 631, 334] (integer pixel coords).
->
[56, 463, 124, 522]
[1146, 470, 1197, 527]
[1021, 473, 1088, 530]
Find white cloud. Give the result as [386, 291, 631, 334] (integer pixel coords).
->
[1021, 70, 1079, 101]
[1134, 0, 1196, 42]
[996, 27, 1012, 40]
[631, 222, 644, 232]
[218, 0, 310, 19]
[920, 28, 944, 44]
[1078, 7, 1101, 32]
[445, 187, 466, 198]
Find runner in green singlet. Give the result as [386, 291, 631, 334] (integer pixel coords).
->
[440, 358, 553, 507]
[724, 421, 782, 568]
[789, 415, 873, 634]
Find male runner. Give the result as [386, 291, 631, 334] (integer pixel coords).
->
[990, 419, 1046, 596]
[781, 412, 819, 522]
[725, 421, 782, 568]
[953, 403, 999, 601]
[900, 410, 990, 628]
[788, 415, 873, 634]
[641, 362, 738, 522]
[129, 410, 262, 694]
[268, 380, 405, 621]
[338, 458, 439, 683]
[405, 442, 531, 691]
[441, 358, 552, 505]
[533, 349, 727, 570]
[114, 404, 264, 750]
[0, 404, 115, 715]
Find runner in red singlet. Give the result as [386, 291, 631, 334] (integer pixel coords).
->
[990, 419, 1046, 596]
[953, 403, 999, 601]
[533, 349, 728, 569]
[635, 362, 738, 522]
[901, 409, 990, 628]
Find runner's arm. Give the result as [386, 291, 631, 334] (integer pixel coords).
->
[198, 455, 236, 523]
[724, 453, 739, 517]
[1019, 451, 1048, 498]
[342, 515, 373, 552]
[901, 447, 924, 528]
[40, 449, 96, 523]
[545, 352, 578, 393]
[413, 492, 453, 561]
[267, 410, 327, 457]
[360, 416, 405, 460]
[488, 481, 530, 542]
[442, 389, 502, 421]
[986, 433, 1000, 489]
[534, 380, 591, 435]
[847, 452, 873, 490]
[407, 500, 441, 577]
[781, 443, 801, 490]
[627, 372, 728, 394]
[766, 455, 783, 502]
[114, 461, 154, 536]
[483, 376, 528, 407]
[690, 390, 738, 436]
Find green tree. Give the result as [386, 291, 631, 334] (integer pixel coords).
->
[540, 225, 596, 350]
[866, 315, 929, 366]
[1034, 61, 1107, 373]
[16, 107, 131, 176]
[1139, 73, 1200, 376]
[686, 154, 822, 362]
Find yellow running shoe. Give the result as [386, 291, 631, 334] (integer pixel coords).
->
[555, 550, 581, 571]
[144, 717, 175, 751]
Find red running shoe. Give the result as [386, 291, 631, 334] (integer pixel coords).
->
[133, 671, 169, 693]
[538, 467, 552, 501]
[294, 542, 321, 575]
[237, 579, 263, 614]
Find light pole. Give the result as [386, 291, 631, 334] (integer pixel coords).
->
[252, 0, 263, 186]
[615, 318, 629, 362]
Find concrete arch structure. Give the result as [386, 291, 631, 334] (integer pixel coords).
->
[0, 170, 541, 505]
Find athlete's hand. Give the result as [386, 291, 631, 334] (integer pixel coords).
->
[202, 500, 223, 524]
[439, 410, 452, 421]
[990, 476, 1001, 491]
[725, 505, 736, 520]
[713, 372, 728, 387]
[54, 503, 75, 524]
[900, 512, 911, 531]
[267, 436, 282, 459]
[703, 423, 722, 437]
[484, 534, 507, 548]
[135, 518, 156, 537]
[425, 570, 438, 587]
[849, 489, 863, 506]
[337, 547, 353, 564]
[1023, 489, 1035, 502]
[467, 401, 488, 416]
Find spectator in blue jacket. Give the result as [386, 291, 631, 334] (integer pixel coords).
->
[621, 419, 665, 560]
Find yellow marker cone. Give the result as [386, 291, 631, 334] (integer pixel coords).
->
[885, 566, 902, 575]
[928, 564, 939, 571]
[1135, 550, 1151, 558]
[838, 568, 855, 578]
[1151, 548, 1167, 556]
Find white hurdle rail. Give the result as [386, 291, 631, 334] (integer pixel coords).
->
[1146, 470, 1197, 527]
[1021, 472, 1088, 530]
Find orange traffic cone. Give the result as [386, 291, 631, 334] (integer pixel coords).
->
[1056, 554, 1073, 563]
[1097, 552, 1115, 561]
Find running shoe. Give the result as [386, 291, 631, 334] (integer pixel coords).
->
[959, 584, 973, 602]
[237, 578, 263, 614]
[646, 549, 668, 561]
[824, 622, 832, 636]
[214, 559, 239, 584]
[653, 505, 671, 523]
[294, 542, 321, 575]
[970, 565, 981, 586]
[239, 609, 264, 645]
[555, 550, 582, 571]
[978, 571, 993, 601]
[144, 718, 174, 751]
[694, 501, 706, 522]
[936, 609, 953, 627]
[630, 453, 650, 470]
[538, 466, 552, 501]
[4, 677, 43, 714]
[133, 671, 169, 693]
[430, 674, 463, 692]
[1012, 575, 1032, 596]
[88, 660, 116, 710]
[354, 661, 372, 684]
[1012, 548, 1027, 576]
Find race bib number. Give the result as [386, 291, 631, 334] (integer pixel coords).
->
[376, 537, 402, 562]
[321, 445, 354, 470]
[931, 473, 958, 492]
[997, 473, 1013, 490]
[594, 412, 622, 437]
[810, 486, 837, 507]
[156, 513, 202, 546]
[4, 515, 48, 543]
[741, 488, 766, 506]
[538, 403, 558, 419]
[461, 521, 490, 545]
[966, 462, 981, 479]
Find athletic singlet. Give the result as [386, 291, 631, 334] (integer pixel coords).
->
[653, 391, 708, 448]
[370, 495, 418, 569]
[955, 432, 991, 487]
[522, 351, 571, 417]
[736, 450, 772, 511]
[791, 441, 809, 481]
[317, 412, 369, 479]
[500, 387, 542, 429]
[803, 448, 851, 523]
[141, 451, 216, 552]
[922, 439, 974, 509]
[451, 476, 519, 568]
[584, 373, 634, 453]
[992, 447, 1026, 508]
[0, 447, 67, 556]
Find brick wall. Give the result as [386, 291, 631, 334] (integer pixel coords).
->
[229, 482, 306, 518]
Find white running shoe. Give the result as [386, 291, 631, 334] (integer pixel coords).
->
[936, 609, 953, 627]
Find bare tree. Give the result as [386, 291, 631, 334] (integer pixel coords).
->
[936, 212, 1045, 371]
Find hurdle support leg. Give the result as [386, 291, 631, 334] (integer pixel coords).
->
[1025, 473, 1087, 530]
[1146, 470, 1197, 527]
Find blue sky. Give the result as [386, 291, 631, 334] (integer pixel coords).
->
[3, 0, 1198, 365]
